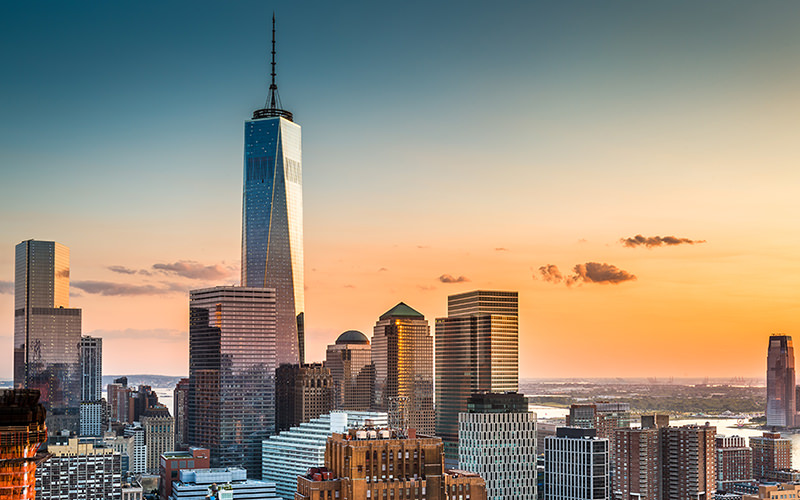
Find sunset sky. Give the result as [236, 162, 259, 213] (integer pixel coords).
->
[2, 1, 799, 380]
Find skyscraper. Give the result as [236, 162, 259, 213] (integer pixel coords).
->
[660, 424, 716, 500]
[325, 330, 373, 411]
[275, 363, 334, 432]
[435, 290, 519, 464]
[173, 378, 190, 449]
[767, 334, 796, 428]
[241, 16, 304, 366]
[544, 428, 609, 500]
[13, 239, 82, 435]
[371, 302, 434, 434]
[80, 335, 103, 436]
[187, 286, 277, 478]
[613, 427, 660, 500]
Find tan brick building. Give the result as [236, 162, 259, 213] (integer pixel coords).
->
[295, 428, 486, 500]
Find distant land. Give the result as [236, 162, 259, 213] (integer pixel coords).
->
[102, 374, 186, 390]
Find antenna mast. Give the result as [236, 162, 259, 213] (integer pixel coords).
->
[253, 13, 293, 121]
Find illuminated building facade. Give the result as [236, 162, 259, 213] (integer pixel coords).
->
[188, 286, 277, 478]
[325, 330, 373, 411]
[767, 335, 796, 428]
[371, 302, 434, 434]
[0, 389, 48, 500]
[435, 290, 519, 464]
[14, 239, 82, 435]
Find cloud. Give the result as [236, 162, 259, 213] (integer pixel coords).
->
[537, 265, 564, 283]
[621, 234, 706, 248]
[438, 274, 470, 284]
[570, 262, 636, 285]
[86, 328, 185, 343]
[108, 265, 151, 276]
[0, 281, 13, 294]
[343, 284, 356, 289]
[152, 261, 233, 280]
[378, 267, 389, 272]
[495, 247, 509, 251]
[417, 245, 430, 249]
[72, 280, 188, 296]
[536, 262, 636, 286]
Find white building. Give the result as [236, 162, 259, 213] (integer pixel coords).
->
[170, 467, 279, 500]
[262, 411, 388, 499]
[80, 401, 103, 437]
[124, 422, 146, 474]
[459, 393, 537, 500]
[545, 427, 609, 500]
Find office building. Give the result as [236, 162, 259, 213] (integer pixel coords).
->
[372, 302, 434, 434]
[325, 330, 373, 411]
[159, 447, 210, 500]
[613, 427, 660, 500]
[127, 385, 159, 424]
[142, 405, 175, 474]
[275, 363, 334, 432]
[544, 428, 609, 500]
[435, 291, 519, 463]
[188, 286, 277, 478]
[14, 239, 82, 435]
[294, 427, 487, 500]
[108, 377, 131, 423]
[660, 424, 715, 500]
[36, 437, 122, 500]
[262, 411, 387, 500]
[124, 422, 146, 474]
[751, 431, 792, 481]
[716, 435, 753, 491]
[173, 378, 189, 449]
[568, 402, 631, 468]
[767, 335, 796, 428]
[241, 16, 304, 366]
[169, 467, 279, 500]
[0, 389, 48, 500]
[80, 336, 103, 436]
[458, 393, 537, 500]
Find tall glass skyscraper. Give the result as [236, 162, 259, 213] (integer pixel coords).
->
[13, 239, 82, 435]
[766, 334, 796, 428]
[188, 286, 277, 478]
[241, 17, 304, 366]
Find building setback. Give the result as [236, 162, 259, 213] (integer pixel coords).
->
[187, 286, 277, 478]
[458, 393, 537, 500]
[275, 363, 334, 432]
[371, 302, 435, 434]
[435, 290, 519, 464]
[767, 335, 797, 428]
[294, 428, 487, 500]
[544, 428, 609, 500]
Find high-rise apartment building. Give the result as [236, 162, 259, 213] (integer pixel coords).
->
[371, 302, 434, 434]
[124, 422, 146, 474]
[80, 336, 103, 436]
[716, 435, 753, 491]
[187, 286, 277, 478]
[751, 431, 792, 481]
[14, 239, 82, 435]
[36, 437, 122, 500]
[458, 393, 537, 500]
[241, 17, 304, 366]
[108, 377, 130, 423]
[435, 291, 519, 464]
[544, 428, 609, 500]
[275, 363, 334, 432]
[173, 378, 189, 448]
[568, 402, 631, 468]
[142, 405, 174, 474]
[325, 330, 373, 411]
[294, 427, 487, 500]
[0, 389, 48, 500]
[767, 335, 796, 428]
[660, 424, 716, 500]
[613, 427, 660, 500]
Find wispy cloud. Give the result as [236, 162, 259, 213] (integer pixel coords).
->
[536, 262, 636, 286]
[418, 285, 436, 291]
[72, 280, 187, 296]
[621, 234, 706, 248]
[438, 274, 470, 284]
[0, 281, 13, 294]
[495, 247, 509, 252]
[108, 265, 151, 276]
[378, 267, 389, 272]
[153, 261, 234, 280]
[343, 284, 356, 289]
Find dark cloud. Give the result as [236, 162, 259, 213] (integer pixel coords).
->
[537, 265, 564, 283]
[0, 281, 13, 294]
[72, 280, 187, 296]
[438, 274, 470, 284]
[621, 234, 706, 248]
[152, 261, 233, 280]
[536, 262, 636, 286]
[86, 328, 185, 343]
[108, 265, 145, 275]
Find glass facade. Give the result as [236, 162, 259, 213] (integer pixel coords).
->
[188, 286, 277, 479]
[435, 290, 519, 465]
[325, 331, 374, 411]
[371, 303, 434, 435]
[242, 116, 304, 366]
[13, 240, 81, 435]
[766, 335, 796, 427]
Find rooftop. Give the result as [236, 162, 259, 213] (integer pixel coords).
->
[380, 302, 424, 320]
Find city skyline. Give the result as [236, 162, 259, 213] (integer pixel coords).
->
[3, 2, 800, 379]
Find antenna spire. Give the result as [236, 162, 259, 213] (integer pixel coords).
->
[253, 13, 293, 121]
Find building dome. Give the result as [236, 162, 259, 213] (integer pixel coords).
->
[335, 330, 369, 345]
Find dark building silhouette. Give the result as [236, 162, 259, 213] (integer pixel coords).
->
[173, 378, 190, 449]
[275, 363, 334, 432]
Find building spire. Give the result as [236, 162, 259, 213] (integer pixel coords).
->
[253, 12, 293, 121]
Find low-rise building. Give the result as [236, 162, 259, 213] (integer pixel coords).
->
[169, 467, 279, 500]
[742, 483, 800, 500]
[160, 447, 211, 500]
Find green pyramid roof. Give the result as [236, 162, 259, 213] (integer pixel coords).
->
[380, 302, 424, 320]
